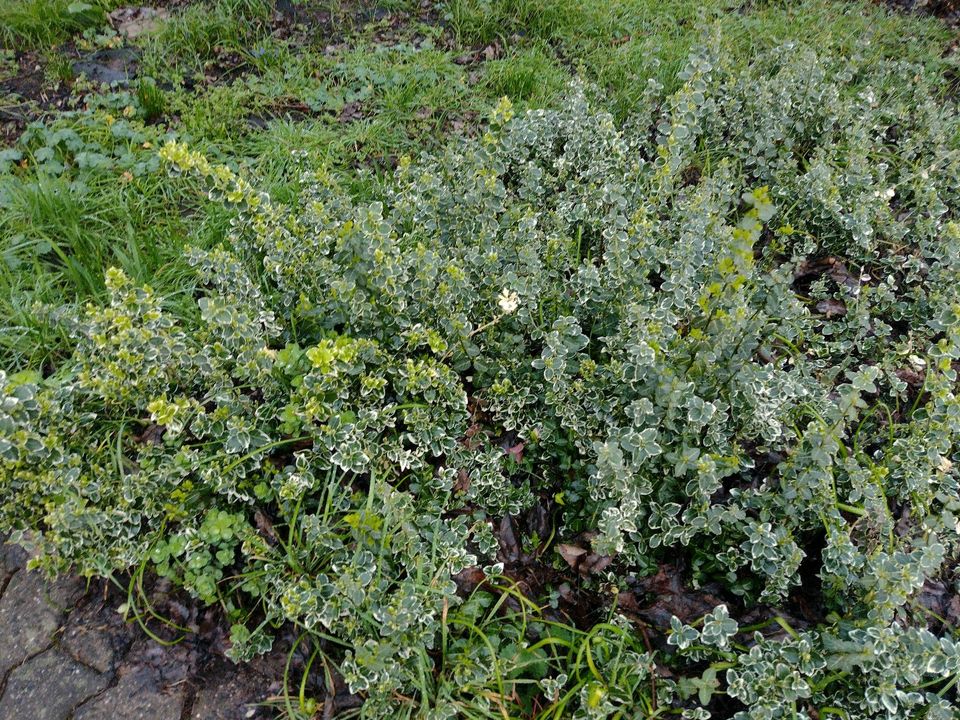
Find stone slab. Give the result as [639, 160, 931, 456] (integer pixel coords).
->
[73, 665, 185, 720]
[0, 648, 108, 720]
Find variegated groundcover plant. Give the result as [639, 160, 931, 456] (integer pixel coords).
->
[4, 35, 960, 718]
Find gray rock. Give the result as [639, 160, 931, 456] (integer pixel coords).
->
[0, 570, 67, 679]
[108, 6, 170, 39]
[43, 572, 86, 609]
[1, 540, 27, 575]
[0, 648, 108, 720]
[72, 48, 140, 86]
[62, 602, 134, 674]
[73, 665, 184, 720]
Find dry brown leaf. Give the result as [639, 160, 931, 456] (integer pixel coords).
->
[556, 543, 588, 568]
[815, 298, 847, 318]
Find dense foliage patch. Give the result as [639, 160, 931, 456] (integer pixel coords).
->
[4, 35, 960, 718]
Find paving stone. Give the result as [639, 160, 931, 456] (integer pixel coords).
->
[73, 665, 185, 720]
[0, 570, 66, 679]
[0, 541, 295, 720]
[62, 601, 135, 674]
[45, 573, 86, 608]
[0, 539, 27, 600]
[71, 47, 140, 86]
[108, 6, 170, 39]
[0, 648, 108, 720]
[1, 540, 27, 575]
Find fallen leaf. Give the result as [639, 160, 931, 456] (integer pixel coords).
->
[482, 43, 501, 61]
[794, 256, 864, 296]
[453, 469, 470, 494]
[557, 543, 588, 568]
[506, 441, 524, 464]
[338, 101, 363, 123]
[498, 515, 520, 563]
[109, 6, 169, 39]
[580, 552, 614, 575]
[453, 566, 486, 595]
[254, 509, 279, 545]
[895, 367, 925, 388]
[815, 298, 846, 318]
[625, 564, 725, 625]
[135, 423, 165, 445]
[948, 595, 960, 627]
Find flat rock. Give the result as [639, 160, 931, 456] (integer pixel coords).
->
[1, 539, 27, 575]
[74, 665, 185, 720]
[44, 572, 86, 608]
[0, 570, 73, 678]
[0, 648, 108, 720]
[108, 6, 170, 38]
[72, 48, 140, 85]
[62, 600, 135, 674]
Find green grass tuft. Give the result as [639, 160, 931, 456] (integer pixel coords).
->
[0, 0, 124, 48]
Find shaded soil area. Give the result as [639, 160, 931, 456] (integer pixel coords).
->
[0, 50, 74, 147]
[881, 0, 960, 22]
[3, 0, 959, 150]
[0, 0, 435, 147]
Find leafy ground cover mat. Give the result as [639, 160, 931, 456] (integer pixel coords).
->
[4, 2, 960, 720]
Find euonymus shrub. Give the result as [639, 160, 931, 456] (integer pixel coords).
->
[4, 38, 960, 718]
